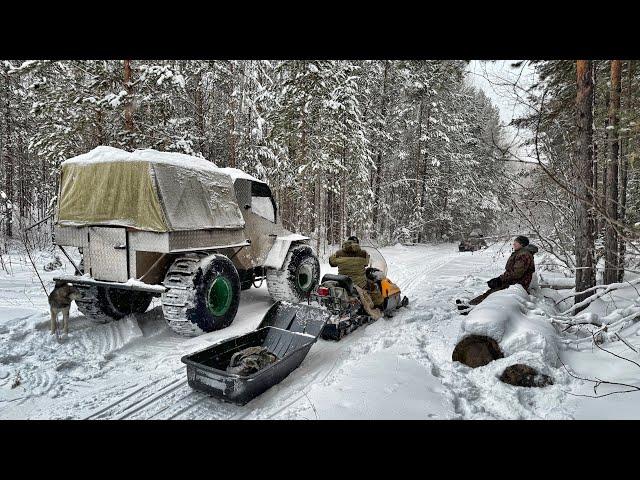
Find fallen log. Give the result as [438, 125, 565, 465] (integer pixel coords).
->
[452, 285, 560, 374]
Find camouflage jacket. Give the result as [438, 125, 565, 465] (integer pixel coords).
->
[499, 244, 538, 292]
[329, 240, 370, 288]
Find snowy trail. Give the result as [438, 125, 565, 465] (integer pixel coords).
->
[0, 243, 591, 419]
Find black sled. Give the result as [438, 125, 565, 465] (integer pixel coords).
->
[181, 301, 330, 405]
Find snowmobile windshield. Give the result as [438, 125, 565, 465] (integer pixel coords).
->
[361, 246, 388, 276]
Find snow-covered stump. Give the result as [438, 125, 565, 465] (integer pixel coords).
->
[452, 285, 559, 387]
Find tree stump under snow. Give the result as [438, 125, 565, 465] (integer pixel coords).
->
[452, 335, 504, 368]
[499, 364, 553, 388]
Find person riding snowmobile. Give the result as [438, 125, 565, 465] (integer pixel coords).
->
[329, 236, 369, 287]
[329, 236, 384, 317]
[456, 235, 538, 314]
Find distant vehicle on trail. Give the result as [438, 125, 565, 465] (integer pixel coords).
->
[458, 230, 488, 252]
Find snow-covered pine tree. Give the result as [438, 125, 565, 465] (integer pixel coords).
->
[0, 59, 514, 251]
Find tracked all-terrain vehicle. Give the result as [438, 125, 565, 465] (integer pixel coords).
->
[52, 146, 320, 336]
[458, 230, 488, 252]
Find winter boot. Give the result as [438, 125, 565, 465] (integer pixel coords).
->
[456, 299, 473, 316]
[455, 298, 470, 310]
[355, 285, 383, 321]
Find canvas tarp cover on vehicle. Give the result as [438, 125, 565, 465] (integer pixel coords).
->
[57, 161, 245, 232]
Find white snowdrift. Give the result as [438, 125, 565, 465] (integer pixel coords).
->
[460, 284, 561, 369]
[444, 283, 578, 419]
[2, 243, 637, 419]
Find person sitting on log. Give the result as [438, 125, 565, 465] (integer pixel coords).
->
[456, 235, 538, 315]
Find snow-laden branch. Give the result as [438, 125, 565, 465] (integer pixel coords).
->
[554, 308, 640, 347]
[560, 277, 640, 316]
[558, 353, 640, 398]
[553, 279, 640, 305]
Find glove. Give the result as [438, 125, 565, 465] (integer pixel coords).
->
[487, 277, 501, 289]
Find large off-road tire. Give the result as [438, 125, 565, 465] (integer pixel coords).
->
[161, 253, 241, 336]
[75, 285, 153, 323]
[266, 244, 320, 303]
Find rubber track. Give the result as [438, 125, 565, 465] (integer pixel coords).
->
[75, 285, 112, 323]
[161, 253, 207, 336]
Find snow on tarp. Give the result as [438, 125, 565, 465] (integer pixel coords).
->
[57, 146, 246, 232]
[63, 146, 218, 171]
[218, 167, 266, 185]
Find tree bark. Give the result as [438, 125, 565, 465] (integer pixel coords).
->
[592, 61, 598, 205]
[574, 60, 596, 307]
[372, 60, 389, 234]
[227, 61, 237, 168]
[315, 165, 322, 253]
[604, 60, 621, 285]
[3, 72, 13, 238]
[123, 60, 134, 141]
[618, 60, 633, 282]
[600, 86, 610, 235]
[96, 108, 105, 146]
[195, 72, 206, 157]
[415, 97, 424, 243]
[419, 105, 432, 239]
[17, 135, 24, 221]
[327, 187, 335, 245]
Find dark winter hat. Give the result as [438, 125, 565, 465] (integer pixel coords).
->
[514, 235, 529, 247]
[347, 235, 360, 244]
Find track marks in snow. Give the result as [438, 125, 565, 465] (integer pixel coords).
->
[0, 310, 151, 410]
[1, 243, 572, 419]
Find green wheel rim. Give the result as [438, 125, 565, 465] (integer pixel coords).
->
[297, 263, 314, 291]
[207, 276, 233, 317]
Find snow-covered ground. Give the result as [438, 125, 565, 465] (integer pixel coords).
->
[1, 242, 639, 419]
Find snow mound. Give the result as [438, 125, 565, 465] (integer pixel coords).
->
[460, 285, 561, 367]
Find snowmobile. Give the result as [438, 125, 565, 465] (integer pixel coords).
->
[309, 245, 409, 340]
